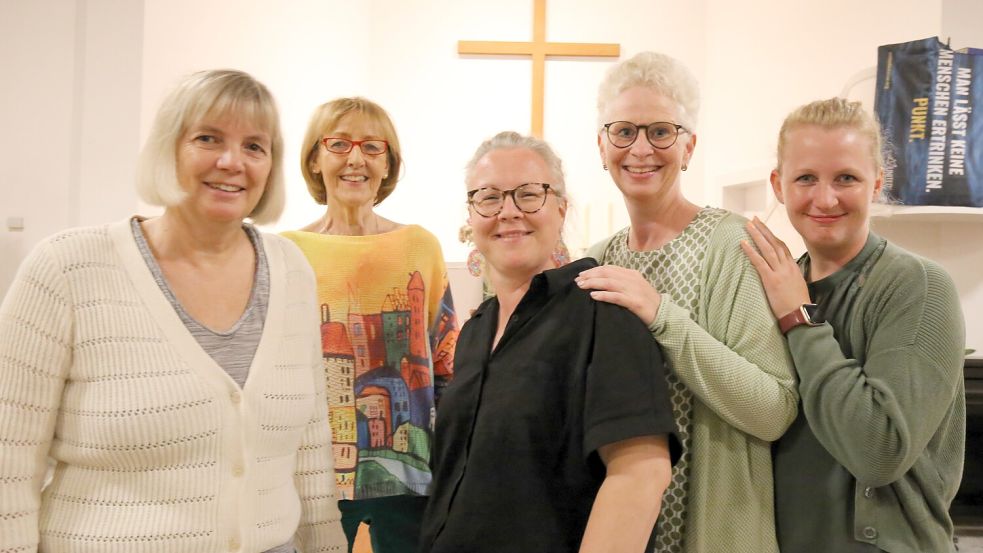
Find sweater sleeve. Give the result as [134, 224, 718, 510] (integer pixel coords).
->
[786, 255, 965, 486]
[648, 214, 799, 441]
[289, 250, 346, 552]
[0, 241, 73, 552]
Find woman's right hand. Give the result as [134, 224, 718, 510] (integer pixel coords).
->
[576, 265, 662, 327]
[740, 217, 811, 320]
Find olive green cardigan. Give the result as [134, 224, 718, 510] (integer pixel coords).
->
[588, 212, 798, 553]
[783, 239, 965, 553]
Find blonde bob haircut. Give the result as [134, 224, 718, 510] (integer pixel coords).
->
[300, 97, 403, 206]
[596, 51, 701, 133]
[463, 131, 568, 204]
[136, 69, 285, 225]
[776, 97, 884, 173]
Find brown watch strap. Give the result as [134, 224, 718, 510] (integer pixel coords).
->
[778, 306, 811, 334]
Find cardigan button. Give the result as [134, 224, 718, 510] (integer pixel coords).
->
[228, 536, 241, 551]
[863, 486, 873, 498]
[862, 526, 877, 539]
[231, 391, 242, 404]
[232, 464, 244, 477]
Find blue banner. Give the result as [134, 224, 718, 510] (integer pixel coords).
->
[875, 37, 983, 207]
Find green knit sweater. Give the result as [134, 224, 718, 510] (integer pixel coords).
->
[588, 211, 798, 553]
[778, 235, 966, 553]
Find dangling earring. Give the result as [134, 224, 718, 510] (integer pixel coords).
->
[602, 163, 608, 171]
[467, 248, 484, 277]
[461, 224, 484, 277]
[467, 249, 484, 277]
[551, 241, 571, 268]
[681, 164, 688, 172]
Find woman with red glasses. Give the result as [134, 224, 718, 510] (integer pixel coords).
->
[282, 98, 458, 553]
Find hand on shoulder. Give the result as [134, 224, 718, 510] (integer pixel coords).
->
[575, 264, 661, 326]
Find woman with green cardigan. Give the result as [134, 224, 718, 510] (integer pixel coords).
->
[742, 97, 965, 553]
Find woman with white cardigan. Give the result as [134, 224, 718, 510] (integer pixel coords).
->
[0, 70, 346, 553]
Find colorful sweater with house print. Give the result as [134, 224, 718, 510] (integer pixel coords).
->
[283, 226, 458, 500]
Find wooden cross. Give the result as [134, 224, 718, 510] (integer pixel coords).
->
[458, 0, 620, 137]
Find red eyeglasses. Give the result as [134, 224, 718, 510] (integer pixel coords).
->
[321, 137, 389, 156]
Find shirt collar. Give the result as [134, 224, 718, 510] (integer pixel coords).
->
[468, 257, 598, 319]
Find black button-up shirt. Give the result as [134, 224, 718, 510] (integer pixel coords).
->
[420, 258, 679, 553]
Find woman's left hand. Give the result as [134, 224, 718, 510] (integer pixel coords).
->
[740, 217, 811, 320]
[576, 265, 661, 326]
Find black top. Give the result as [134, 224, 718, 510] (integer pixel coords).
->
[773, 234, 887, 553]
[420, 258, 680, 553]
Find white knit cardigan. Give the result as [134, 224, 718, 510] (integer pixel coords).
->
[0, 220, 345, 553]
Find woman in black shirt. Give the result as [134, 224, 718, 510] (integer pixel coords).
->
[420, 131, 679, 553]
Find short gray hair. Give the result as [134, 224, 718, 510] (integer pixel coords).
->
[464, 131, 567, 199]
[137, 69, 285, 224]
[597, 51, 701, 132]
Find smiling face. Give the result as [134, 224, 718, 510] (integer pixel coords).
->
[467, 147, 566, 284]
[598, 86, 695, 204]
[772, 124, 883, 265]
[309, 111, 390, 209]
[174, 114, 272, 224]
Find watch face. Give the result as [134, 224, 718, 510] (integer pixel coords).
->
[803, 303, 823, 325]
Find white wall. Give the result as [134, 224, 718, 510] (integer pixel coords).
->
[1, 1, 76, 296]
[0, 0, 142, 297]
[77, 0, 144, 227]
[942, 0, 983, 50]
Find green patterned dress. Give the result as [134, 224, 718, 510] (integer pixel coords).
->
[604, 208, 724, 552]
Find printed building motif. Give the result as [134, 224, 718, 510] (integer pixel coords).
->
[321, 305, 358, 490]
[321, 270, 454, 498]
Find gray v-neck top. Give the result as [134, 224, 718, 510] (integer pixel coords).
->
[130, 217, 269, 388]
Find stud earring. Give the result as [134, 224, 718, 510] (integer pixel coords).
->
[681, 164, 688, 172]
[467, 249, 484, 277]
[602, 163, 608, 171]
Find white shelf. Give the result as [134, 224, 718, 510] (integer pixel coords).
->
[718, 167, 774, 220]
[870, 204, 983, 223]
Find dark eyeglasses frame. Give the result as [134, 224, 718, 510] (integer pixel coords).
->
[321, 137, 389, 156]
[603, 121, 689, 150]
[467, 183, 554, 218]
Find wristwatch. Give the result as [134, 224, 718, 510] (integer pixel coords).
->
[778, 303, 823, 334]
